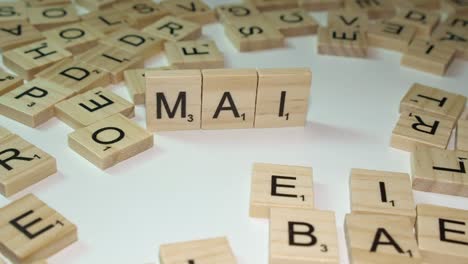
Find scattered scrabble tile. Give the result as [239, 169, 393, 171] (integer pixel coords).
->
[27, 5, 80, 31]
[0, 127, 11, 140]
[3, 40, 72, 80]
[164, 39, 224, 69]
[345, 0, 395, 19]
[300, 0, 343, 11]
[367, 20, 417, 52]
[255, 68, 311, 128]
[394, 0, 440, 10]
[0, 70, 23, 96]
[400, 83, 467, 121]
[432, 25, 468, 57]
[0, 21, 45, 52]
[68, 114, 153, 169]
[246, 0, 299, 11]
[345, 214, 422, 263]
[161, 0, 217, 25]
[114, 1, 169, 29]
[0, 194, 77, 263]
[142, 16, 201, 42]
[35, 58, 111, 95]
[0, 2, 27, 23]
[80, 9, 128, 35]
[443, 13, 468, 29]
[0, 78, 74, 127]
[350, 168, 416, 222]
[401, 38, 456, 76]
[412, 145, 468, 197]
[76, 43, 144, 84]
[215, 3, 261, 23]
[146, 69, 202, 131]
[23, 0, 71, 6]
[250, 163, 314, 218]
[76, 0, 116, 11]
[443, 0, 468, 15]
[270, 208, 339, 264]
[42, 23, 103, 55]
[392, 7, 440, 37]
[101, 27, 163, 58]
[223, 16, 285, 52]
[0, 134, 56, 197]
[201, 69, 258, 129]
[327, 9, 369, 32]
[457, 120, 468, 151]
[317, 27, 367, 57]
[124, 66, 175, 105]
[159, 237, 236, 264]
[391, 111, 454, 152]
[55, 87, 135, 129]
[263, 8, 319, 37]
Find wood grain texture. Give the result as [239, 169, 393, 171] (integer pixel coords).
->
[367, 20, 417, 52]
[100, 27, 164, 58]
[0, 127, 11, 140]
[0, 22, 45, 52]
[300, 0, 343, 11]
[27, 5, 80, 31]
[42, 22, 102, 55]
[318, 27, 367, 57]
[0, 70, 23, 96]
[245, 0, 299, 11]
[263, 8, 319, 37]
[142, 16, 201, 42]
[124, 66, 175, 105]
[161, 0, 217, 25]
[457, 120, 468, 151]
[164, 39, 224, 69]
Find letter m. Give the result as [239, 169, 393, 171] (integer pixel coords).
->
[156, 92, 187, 119]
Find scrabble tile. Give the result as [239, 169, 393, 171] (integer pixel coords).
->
[401, 39, 456, 76]
[345, 214, 422, 264]
[160, 0, 217, 25]
[0, 127, 11, 140]
[100, 27, 163, 58]
[42, 23, 102, 55]
[81, 9, 128, 35]
[432, 26, 468, 57]
[411, 145, 468, 197]
[443, 0, 468, 15]
[223, 16, 285, 52]
[350, 168, 416, 222]
[300, 0, 343, 11]
[317, 27, 367, 57]
[416, 204, 468, 263]
[400, 83, 467, 121]
[3, 40, 72, 80]
[245, 0, 299, 11]
[159, 237, 236, 264]
[23, 0, 71, 7]
[0, 70, 23, 96]
[0, 135, 56, 197]
[443, 14, 468, 29]
[142, 16, 201, 42]
[367, 20, 417, 52]
[270, 208, 339, 264]
[116, 1, 169, 29]
[164, 39, 224, 69]
[201, 69, 258, 130]
[255, 68, 311, 128]
[35, 58, 111, 95]
[457, 120, 468, 151]
[27, 5, 80, 31]
[0, 21, 45, 52]
[391, 111, 454, 152]
[328, 9, 369, 32]
[55, 87, 135, 129]
[0, 194, 77, 263]
[0, 79, 74, 127]
[123, 66, 175, 105]
[345, 0, 395, 19]
[392, 8, 440, 37]
[0, 2, 27, 23]
[76, 43, 144, 84]
[68, 114, 153, 169]
[145, 70, 201, 131]
[215, 3, 261, 23]
[250, 163, 314, 218]
[263, 8, 319, 37]
[393, 0, 440, 10]
[76, 0, 116, 11]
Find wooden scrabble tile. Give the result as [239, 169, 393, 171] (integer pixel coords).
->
[400, 83, 467, 121]
[3, 40, 72, 80]
[317, 27, 367, 57]
[367, 20, 417, 52]
[124, 66, 175, 104]
[416, 204, 468, 263]
[443, 0, 468, 15]
[27, 5, 80, 31]
[250, 163, 314, 219]
[100, 27, 163, 58]
[159, 237, 236, 264]
[35, 58, 111, 95]
[391, 8, 440, 37]
[76, 0, 116, 11]
[0, 194, 77, 263]
[350, 168, 416, 222]
[401, 38, 456, 76]
[81, 9, 128, 35]
[270, 208, 339, 264]
[201, 69, 258, 130]
[215, 3, 261, 24]
[0, 2, 27, 23]
[393, 0, 440, 10]
[411, 145, 468, 197]
[68, 113, 153, 169]
[0, 127, 11, 140]
[142, 16, 201, 42]
[0, 70, 23, 96]
[76, 43, 144, 84]
[23, 0, 71, 7]
[160, 0, 217, 25]
[432, 25, 468, 57]
[42, 23, 102, 55]
[223, 16, 285, 52]
[443, 14, 468, 29]
[164, 39, 224, 69]
[0, 135, 56, 197]
[246, 0, 299, 11]
[391, 111, 454, 152]
[300, 0, 343, 11]
[457, 120, 468, 151]
[145, 70, 201, 131]
[0, 79, 74, 127]
[116, 1, 169, 29]
[255, 68, 311, 128]
[263, 8, 319, 37]
[345, 214, 422, 264]
[328, 9, 369, 32]
[345, 0, 395, 19]
[0, 21, 45, 52]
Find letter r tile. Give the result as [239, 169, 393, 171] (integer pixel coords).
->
[249, 163, 314, 219]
